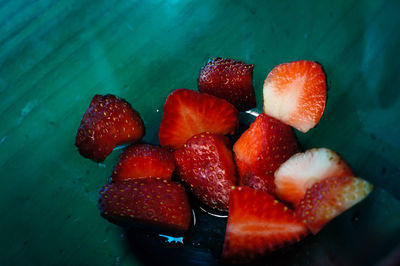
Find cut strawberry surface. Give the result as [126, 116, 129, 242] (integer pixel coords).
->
[198, 57, 256, 111]
[263, 60, 327, 133]
[233, 113, 300, 194]
[77, 59, 376, 265]
[75, 94, 145, 162]
[174, 132, 236, 212]
[295, 176, 373, 234]
[98, 179, 191, 232]
[158, 89, 239, 150]
[222, 186, 309, 263]
[275, 148, 354, 207]
[111, 144, 175, 182]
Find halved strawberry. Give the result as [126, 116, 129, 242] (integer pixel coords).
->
[98, 179, 191, 232]
[158, 89, 239, 150]
[198, 57, 256, 111]
[263, 60, 327, 133]
[174, 132, 236, 212]
[76, 94, 145, 162]
[295, 176, 373, 234]
[222, 186, 309, 264]
[111, 144, 175, 182]
[275, 148, 354, 207]
[233, 113, 300, 194]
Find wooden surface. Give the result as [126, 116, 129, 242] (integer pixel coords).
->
[1, 0, 400, 265]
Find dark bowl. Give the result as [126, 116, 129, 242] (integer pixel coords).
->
[1, 0, 400, 265]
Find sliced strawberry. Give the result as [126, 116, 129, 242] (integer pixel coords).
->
[98, 179, 191, 232]
[111, 144, 175, 182]
[222, 186, 309, 263]
[275, 148, 354, 207]
[174, 132, 236, 212]
[263, 60, 327, 133]
[233, 113, 300, 194]
[295, 176, 373, 234]
[198, 57, 256, 111]
[76, 94, 145, 162]
[158, 89, 239, 150]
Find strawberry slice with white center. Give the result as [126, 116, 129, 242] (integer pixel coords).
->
[159, 89, 239, 150]
[275, 148, 354, 206]
[263, 60, 327, 133]
[222, 186, 309, 264]
[295, 176, 373, 234]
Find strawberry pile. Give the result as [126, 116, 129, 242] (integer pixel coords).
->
[75, 58, 373, 264]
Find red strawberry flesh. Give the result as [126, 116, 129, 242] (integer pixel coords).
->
[76, 94, 145, 162]
[98, 179, 191, 232]
[158, 89, 238, 150]
[222, 186, 309, 263]
[198, 57, 256, 111]
[174, 132, 236, 212]
[111, 144, 175, 182]
[233, 113, 300, 194]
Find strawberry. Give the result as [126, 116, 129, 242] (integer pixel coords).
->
[233, 113, 300, 194]
[98, 179, 191, 232]
[158, 89, 239, 150]
[198, 57, 256, 111]
[174, 132, 236, 212]
[222, 186, 309, 263]
[111, 144, 175, 182]
[295, 176, 373, 234]
[263, 60, 327, 133]
[275, 148, 354, 207]
[75, 94, 145, 162]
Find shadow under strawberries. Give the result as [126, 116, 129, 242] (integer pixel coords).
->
[123, 193, 227, 266]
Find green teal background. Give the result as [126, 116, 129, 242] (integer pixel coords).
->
[1, 0, 400, 265]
